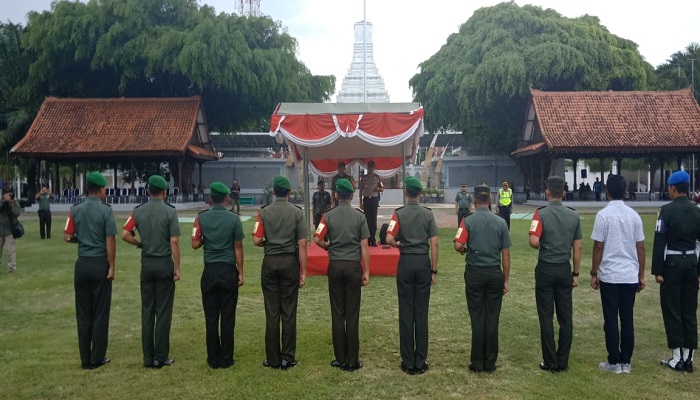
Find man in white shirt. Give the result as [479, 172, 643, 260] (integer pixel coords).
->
[590, 175, 645, 374]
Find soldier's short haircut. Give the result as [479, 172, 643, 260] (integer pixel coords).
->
[337, 190, 352, 200]
[406, 187, 421, 197]
[674, 182, 689, 194]
[474, 193, 490, 204]
[148, 186, 163, 196]
[86, 185, 102, 195]
[211, 194, 227, 204]
[605, 175, 626, 200]
[546, 176, 565, 198]
[274, 187, 290, 197]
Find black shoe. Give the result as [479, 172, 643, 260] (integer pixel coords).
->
[150, 359, 174, 369]
[685, 360, 694, 373]
[342, 362, 363, 372]
[400, 362, 416, 375]
[93, 358, 110, 369]
[330, 360, 343, 368]
[262, 359, 280, 369]
[484, 366, 497, 373]
[540, 362, 560, 372]
[280, 359, 298, 370]
[468, 364, 481, 373]
[661, 358, 685, 372]
[415, 362, 429, 374]
[219, 361, 234, 369]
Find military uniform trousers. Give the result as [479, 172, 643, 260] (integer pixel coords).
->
[397, 253, 432, 369]
[261, 253, 300, 366]
[465, 266, 504, 371]
[660, 254, 699, 349]
[328, 260, 362, 367]
[140, 255, 175, 366]
[498, 206, 511, 230]
[535, 261, 573, 370]
[457, 209, 470, 228]
[38, 209, 51, 239]
[363, 197, 380, 243]
[74, 256, 112, 368]
[201, 262, 239, 368]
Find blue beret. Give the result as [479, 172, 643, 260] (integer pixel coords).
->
[668, 170, 690, 186]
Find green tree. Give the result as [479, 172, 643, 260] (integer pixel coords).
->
[654, 43, 700, 103]
[410, 2, 653, 152]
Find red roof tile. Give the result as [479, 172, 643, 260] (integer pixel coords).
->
[11, 96, 217, 160]
[523, 87, 700, 155]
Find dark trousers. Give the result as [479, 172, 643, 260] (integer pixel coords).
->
[201, 263, 239, 368]
[600, 282, 637, 364]
[397, 254, 432, 369]
[498, 206, 511, 230]
[660, 255, 699, 349]
[328, 260, 362, 366]
[74, 256, 111, 368]
[38, 209, 51, 239]
[535, 261, 573, 370]
[363, 197, 379, 243]
[595, 192, 601, 201]
[231, 199, 240, 215]
[140, 256, 175, 366]
[313, 213, 323, 228]
[261, 253, 300, 366]
[457, 209, 470, 227]
[465, 266, 504, 371]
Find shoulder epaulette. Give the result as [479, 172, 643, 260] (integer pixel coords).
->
[394, 206, 405, 211]
[293, 204, 302, 210]
[566, 206, 576, 211]
[103, 203, 111, 207]
[260, 203, 269, 209]
[134, 203, 145, 209]
[229, 209, 238, 214]
[198, 209, 209, 214]
[422, 206, 432, 210]
[355, 207, 364, 214]
[165, 202, 175, 208]
[536, 205, 547, 210]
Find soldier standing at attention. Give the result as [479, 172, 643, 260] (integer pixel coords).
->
[331, 161, 355, 208]
[454, 184, 510, 373]
[314, 178, 370, 371]
[36, 183, 54, 239]
[64, 172, 116, 370]
[230, 178, 241, 215]
[252, 175, 308, 370]
[528, 175, 581, 372]
[122, 175, 181, 369]
[653, 170, 700, 372]
[386, 176, 439, 375]
[360, 160, 383, 247]
[455, 182, 473, 227]
[312, 178, 332, 228]
[497, 180, 513, 230]
[192, 182, 245, 369]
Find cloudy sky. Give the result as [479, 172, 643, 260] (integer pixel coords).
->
[2, 0, 699, 102]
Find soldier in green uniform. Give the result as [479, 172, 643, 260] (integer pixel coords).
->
[36, 183, 54, 239]
[63, 172, 116, 370]
[331, 161, 355, 208]
[252, 175, 308, 369]
[455, 182, 473, 227]
[386, 176, 439, 375]
[453, 184, 510, 373]
[528, 176, 581, 372]
[652, 170, 700, 372]
[313, 178, 370, 371]
[122, 175, 181, 369]
[192, 182, 245, 369]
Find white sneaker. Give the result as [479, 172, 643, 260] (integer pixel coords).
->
[621, 363, 631, 374]
[599, 362, 622, 373]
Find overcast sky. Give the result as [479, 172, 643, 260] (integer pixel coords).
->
[2, 0, 699, 102]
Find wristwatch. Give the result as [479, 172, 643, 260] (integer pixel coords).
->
[589, 270, 597, 277]
[572, 271, 580, 277]
[431, 270, 438, 275]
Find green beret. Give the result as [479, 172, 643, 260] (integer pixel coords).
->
[336, 178, 354, 193]
[147, 175, 168, 190]
[86, 172, 107, 187]
[273, 175, 291, 190]
[210, 182, 229, 196]
[474, 185, 490, 196]
[404, 176, 423, 192]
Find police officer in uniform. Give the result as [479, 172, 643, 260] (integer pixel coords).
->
[192, 182, 245, 369]
[122, 175, 181, 369]
[360, 160, 383, 246]
[64, 172, 116, 370]
[454, 184, 510, 373]
[455, 182, 472, 227]
[36, 183, 54, 239]
[653, 170, 700, 372]
[386, 176, 439, 375]
[314, 178, 370, 371]
[528, 176, 581, 372]
[331, 161, 355, 208]
[497, 180, 513, 230]
[252, 175, 308, 369]
[312, 178, 332, 228]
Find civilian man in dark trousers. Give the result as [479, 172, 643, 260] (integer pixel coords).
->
[192, 182, 245, 369]
[314, 178, 370, 371]
[454, 184, 510, 373]
[64, 172, 116, 370]
[652, 170, 700, 372]
[36, 184, 53, 239]
[386, 177, 439, 375]
[252, 175, 308, 370]
[122, 175, 181, 369]
[529, 176, 582, 372]
[590, 175, 645, 374]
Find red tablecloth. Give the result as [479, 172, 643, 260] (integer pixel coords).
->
[307, 242, 400, 276]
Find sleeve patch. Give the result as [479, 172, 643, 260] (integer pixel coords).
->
[388, 220, 396, 231]
[529, 220, 539, 232]
[454, 227, 463, 240]
[315, 223, 325, 235]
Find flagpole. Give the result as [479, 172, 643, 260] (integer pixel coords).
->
[363, 0, 367, 103]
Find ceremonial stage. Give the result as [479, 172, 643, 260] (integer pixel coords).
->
[307, 242, 400, 276]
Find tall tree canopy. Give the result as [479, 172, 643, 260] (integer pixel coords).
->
[410, 2, 654, 152]
[21, 0, 335, 132]
[654, 42, 700, 103]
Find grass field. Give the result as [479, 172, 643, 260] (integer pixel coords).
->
[1, 211, 698, 399]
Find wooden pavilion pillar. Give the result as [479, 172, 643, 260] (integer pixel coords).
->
[616, 157, 623, 175]
[599, 158, 605, 182]
[198, 161, 204, 194]
[572, 157, 579, 197]
[177, 159, 183, 194]
[676, 156, 683, 170]
[54, 161, 60, 193]
[71, 163, 77, 189]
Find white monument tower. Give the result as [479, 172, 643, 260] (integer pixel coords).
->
[337, 21, 390, 103]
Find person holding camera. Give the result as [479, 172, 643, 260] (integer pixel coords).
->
[35, 184, 54, 239]
[0, 188, 21, 273]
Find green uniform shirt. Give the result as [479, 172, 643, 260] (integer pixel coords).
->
[387, 201, 438, 254]
[69, 197, 117, 257]
[316, 202, 369, 261]
[194, 204, 244, 264]
[652, 196, 700, 275]
[529, 201, 582, 264]
[455, 191, 472, 209]
[331, 173, 353, 192]
[457, 208, 510, 266]
[130, 199, 181, 257]
[38, 193, 52, 210]
[254, 197, 308, 255]
[0, 201, 20, 237]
